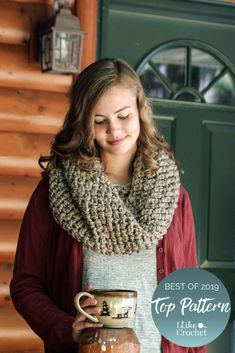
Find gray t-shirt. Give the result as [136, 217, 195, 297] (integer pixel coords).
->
[83, 184, 161, 353]
[82, 245, 162, 353]
[82, 183, 162, 353]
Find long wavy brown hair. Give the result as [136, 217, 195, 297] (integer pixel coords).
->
[39, 58, 175, 175]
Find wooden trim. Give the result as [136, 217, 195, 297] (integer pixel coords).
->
[76, 0, 99, 70]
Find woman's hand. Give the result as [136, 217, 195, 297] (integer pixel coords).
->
[72, 284, 103, 343]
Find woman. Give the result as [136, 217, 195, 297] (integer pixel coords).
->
[10, 58, 206, 353]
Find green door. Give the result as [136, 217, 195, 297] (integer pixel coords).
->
[99, 1, 235, 352]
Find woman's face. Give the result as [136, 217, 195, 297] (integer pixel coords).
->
[91, 84, 140, 159]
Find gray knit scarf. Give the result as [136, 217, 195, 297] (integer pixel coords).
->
[49, 150, 180, 256]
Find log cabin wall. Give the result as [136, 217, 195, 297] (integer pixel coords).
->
[0, 0, 98, 352]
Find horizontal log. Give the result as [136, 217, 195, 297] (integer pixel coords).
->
[0, 1, 52, 52]
[0, 308, 44, 352]
[0, 114, 63, 135]
[0, 131, 52, 158]
[8, 0, 74, 6]
[0, 220, 20, 263]
[0, 87, 67, 135]
[0, 198, 28, 220]
[0, 264, 13, 308]
[0, 156, 40, 177]
[0, 3, 30, 46]
[8, 0, 52, 3]
[0, 44, 73, 93]
[0, 175, 39, 200]
[0, 175, 39, 220]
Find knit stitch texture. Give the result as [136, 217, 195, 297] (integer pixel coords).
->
[49, 150, 180, 255]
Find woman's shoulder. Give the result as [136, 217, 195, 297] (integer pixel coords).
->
[20, 177, 56, 240]
[177, 184, 194, 220]
[28, 177, 50, 211]
[178, 184, 190, 202]
[179, 184, 188, 196]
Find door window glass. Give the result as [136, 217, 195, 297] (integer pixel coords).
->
[151, 47, 186, 90]
[204, 72, 235, 105]
[139, 63, 171, 99]
[191, 48, 223, 92]
[137, 40, 235, 106]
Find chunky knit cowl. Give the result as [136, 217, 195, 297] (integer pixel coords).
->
[49, 150, 180, 256]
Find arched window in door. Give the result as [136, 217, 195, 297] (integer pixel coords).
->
[136, 40, 235, 106]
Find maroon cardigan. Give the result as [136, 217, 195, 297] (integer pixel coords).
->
[10, 179, 206, 353]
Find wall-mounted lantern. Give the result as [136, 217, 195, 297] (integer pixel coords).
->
[38, 2, 85, 74]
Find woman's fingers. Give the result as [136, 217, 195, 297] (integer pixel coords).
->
[72, 283, 101, 343]
[83, 283, 93, 292]
[72, 312, 103, 341]
[73, 320, 103, 330]
[80, 298, 97, 308]
[72, 320, 103, 343]
[80, 322, 103, 329]
[78, 283, 95, 308]
[75, 305, 101, 322]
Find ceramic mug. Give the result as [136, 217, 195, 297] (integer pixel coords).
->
[74, 289, 137, 328]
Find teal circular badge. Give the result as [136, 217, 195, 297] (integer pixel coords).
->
[151, 268, 231, 347]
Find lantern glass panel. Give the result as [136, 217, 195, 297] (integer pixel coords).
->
[41, 31, 52, 71]
[54, 31, 82, 72]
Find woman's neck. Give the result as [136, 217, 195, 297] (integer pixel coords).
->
[101, 153, 136, 185]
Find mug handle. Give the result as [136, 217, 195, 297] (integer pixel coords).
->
[74, 292, 99, 323]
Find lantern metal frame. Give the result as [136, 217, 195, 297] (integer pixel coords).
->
[39, 2, 85, 74]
